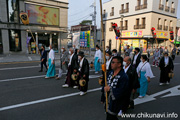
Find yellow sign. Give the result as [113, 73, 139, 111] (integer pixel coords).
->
[156, 31, 168, 38]
[26, 4, 59, 26]
[122, 31, 143, 37]
[20, 12, 29, 25]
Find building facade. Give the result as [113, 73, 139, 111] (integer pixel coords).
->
[0, 0, 68, 54]
[103, 0, 178, 52]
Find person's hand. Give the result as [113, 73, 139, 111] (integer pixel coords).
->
[132, 89, 136, 93]
[41, 59, 44, 62]
[52, 60, 55, 64]
[98, 59, 100, 63]
[77, 72, 79, 76]
[62, 62, 65, 65]
[104, 86, 110, 92]
[74, 69, 77, 73]
[83, 75, 86, 78]
[147, 78, 150, 82]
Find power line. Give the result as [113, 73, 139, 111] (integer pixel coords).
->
[68, 14, 92, 23]
[69, 7, 92, 16]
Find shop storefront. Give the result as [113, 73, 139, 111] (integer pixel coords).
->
[9, 30, 22, 52]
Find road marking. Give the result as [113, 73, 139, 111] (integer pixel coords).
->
[0, 87, 101, 112]
[28, 57, 32, 61]
[0, 74, 101, 83]
[134, 85, 180, 105]
[0, 66, 39, 71]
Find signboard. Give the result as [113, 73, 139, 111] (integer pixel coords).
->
[80, 31, 90, 47]
[156, 31, 168, 39]
[72, 32, 80, 49]
[90, 36, 94, 48]
[122, 31, 143, 37]
[26, 4, 59, 25]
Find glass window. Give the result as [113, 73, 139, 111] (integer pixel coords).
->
[0, 30, 3, 54]
[9, 30, 21, 51]
[7, 0, 19, 23]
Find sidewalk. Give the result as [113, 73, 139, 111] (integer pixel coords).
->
[0, 51, 96, 63]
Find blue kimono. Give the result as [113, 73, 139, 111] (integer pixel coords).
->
[106, 69, 129, 115]
[46, 49, 56, 78]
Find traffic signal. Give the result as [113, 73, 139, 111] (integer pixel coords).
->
[170, 31, 174, 40]
[112, 23, 121, 37]
[151, 27, 156, 38]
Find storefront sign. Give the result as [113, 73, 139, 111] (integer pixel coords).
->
[73, 32, 80, 49]
[90, 36, 94, 49]
[26, 4, 59, 26]
[80, 31, 90, 47]
[122, 31, 143, 37]
[156, 31, 168, 39]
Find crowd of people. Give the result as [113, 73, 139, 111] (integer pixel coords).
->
[39, 44, 176, 120]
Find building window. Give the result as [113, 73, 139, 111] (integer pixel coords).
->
[136, 0, 141, 10]
[120, 21, 123, 30]
[158, 18, 162, 30]
[124, 20, 128, 30]
[144, 0, 147, 5]
[9, 30, 22, 51]
[169, 21, 173, 31]
[0, 30, 3, 54]
[171, 2, 175, 13]
[134, 18, 140, 29]
[110, 7, 114, 16]
[140, 18, 146, 29]
[7, 0, 19, 23]
[109, 23, 113, 31]
[166, 0, 169, 6]
[164, 19, 168, 31]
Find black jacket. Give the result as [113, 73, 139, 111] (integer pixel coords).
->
[70, 54, 79, 72]
[159, 56, 174, 70]
[126, 65, 140, 90]
[78, 58, 89, 81]
[41, 50, 47, 62]
[132, 53, 141, 68]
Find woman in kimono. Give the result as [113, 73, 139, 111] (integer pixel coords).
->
[159, 52, 174, 85]
[77, 51, 89, 96]
[45, 45, 56, 78]
[94, 45, 102, 74]
[137, 55, 154, 98]
[152, 47, 160, 67]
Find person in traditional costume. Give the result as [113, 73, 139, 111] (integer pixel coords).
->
[152, 47, 160, 67]
[45, 45, 56, 78]
[56, 47, 69, 80]
[132, 47, 141, 68]
[147, 46, 152, 62]
[62, 48, 79, 88]
[104, 56, 129, 120]
[117, 56, 139, 116]
[39, 45, 48, 72]
[164, 46, 169, 54]
[94, 45, 102, 74]
[171, 47, 177, 60]
[76, 51, 89, 96]
[159, 52, 174, 85]
[101, 51, 113, 103]
[136, 55, 154, 98]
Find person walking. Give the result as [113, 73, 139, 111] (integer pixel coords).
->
[171, 47, 176, 60]
[56, 47, 69, 79]
[132, 48, 141, 68]
[159, 52, 174, 85]
[136, 55, 154, 98]
[77, 51, 89, 96]
[94, 45, 102, 74]
[45, 45, 56, 78]
[152, 47, 160, 67]
[104, 56, 129, 120]
[39, 45, 48, 72]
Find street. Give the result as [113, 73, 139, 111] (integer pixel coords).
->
[0, 57, 180, 120]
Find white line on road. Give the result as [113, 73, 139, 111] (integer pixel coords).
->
[0, 74, 101, 83]
[0, 87, 101, 112]
[28, 57, 32, 61]
[0, 66, 39, 71]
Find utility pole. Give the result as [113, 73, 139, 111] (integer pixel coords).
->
[91, 0, 97, 48]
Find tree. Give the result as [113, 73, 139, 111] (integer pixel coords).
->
[79, 20, 92, 25]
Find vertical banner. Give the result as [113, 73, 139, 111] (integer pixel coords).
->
[80, 31, 91, 47]
[73, 32, 80, 49]
[90, 36, 94, 48]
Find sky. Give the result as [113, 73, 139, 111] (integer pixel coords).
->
[68, 0, 180, 29]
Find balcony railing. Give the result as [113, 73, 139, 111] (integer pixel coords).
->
[134, 25, 140, 29]
[171, 8, 175, 13]
[123, 26, 128, 30]
[119, 9, 129, 14]
[141, 4, 147, 9]
[159, 4, 164, 10]
[157, 25, 162, 30]
[109, 28, 113, 31]
[119, 9, 124, 14]
[169, 27, 173, 31]
[135, 6, 141, 11]
[139, 24, 146, 29]
[164, 26, 168, 31]
[165, 6, 170, 12]
[110, 12, 114, 16]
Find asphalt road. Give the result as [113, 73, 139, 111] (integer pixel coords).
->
[0, 56, 180, 120]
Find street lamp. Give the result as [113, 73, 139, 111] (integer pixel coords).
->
[119, 15, 124, 56]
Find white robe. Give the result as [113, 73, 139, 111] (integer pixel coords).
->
[94, 49, 102, 60]
[137, 61, 155, 79]
[49, 49, 55, 64]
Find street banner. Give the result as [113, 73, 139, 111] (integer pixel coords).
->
[73, 32, 80, 49]
[90, 36, 94, 48]
[156, 31, 168, 39]
[27, 37, 31, 47]
[80, 31, 90, 47]
[122, 31, 143, 37]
